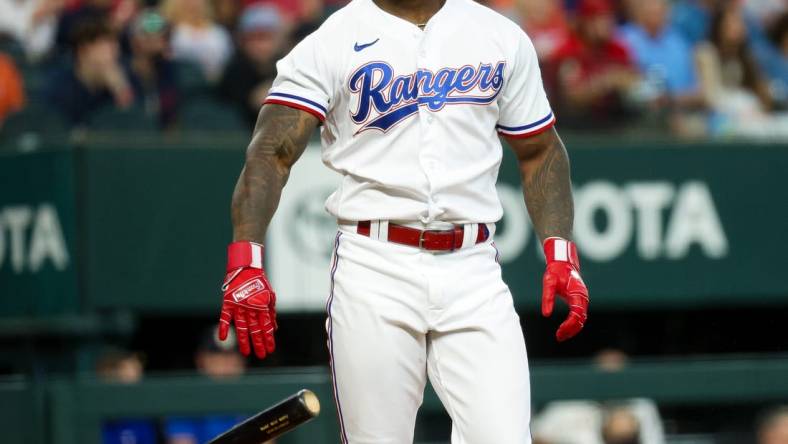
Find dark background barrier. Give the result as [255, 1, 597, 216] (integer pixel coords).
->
[4, 356, 788, 444]
[3, 139, 787, 315]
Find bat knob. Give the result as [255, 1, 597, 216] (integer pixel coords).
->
[300, 389, 321, 417]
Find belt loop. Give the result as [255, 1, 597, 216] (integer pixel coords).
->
[461, 223, 478, 249]
[370, 220, 380, 240]
[378, 220, 389, 242]
[485, 223, 495, 239]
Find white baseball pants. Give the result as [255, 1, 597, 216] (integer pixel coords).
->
[326, 226, 532, 444]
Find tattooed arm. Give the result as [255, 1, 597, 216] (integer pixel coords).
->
[508, 128, 587, 342]
[507, 127, 574, 242]
[231, 104, 320, 242]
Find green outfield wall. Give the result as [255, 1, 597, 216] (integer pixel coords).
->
[1, 139, 787, 316]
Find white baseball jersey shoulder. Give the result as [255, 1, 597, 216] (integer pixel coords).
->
[265, 0, 554, 224]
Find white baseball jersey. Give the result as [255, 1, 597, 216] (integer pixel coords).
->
[264, 0, 555, 225]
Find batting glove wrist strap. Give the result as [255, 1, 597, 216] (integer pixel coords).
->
[227, 241, 264, 271]
[543, 237, 580, 270]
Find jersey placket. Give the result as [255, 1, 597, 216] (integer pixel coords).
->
[415, 24, 445, 225]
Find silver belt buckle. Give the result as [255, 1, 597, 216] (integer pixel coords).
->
[418, 228, 454, 251]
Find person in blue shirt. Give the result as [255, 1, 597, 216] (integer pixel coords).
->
[164, 415, 247, 444]
[102, 419, 159, 444]
[620, 0, 704, 108]
[163, 326, 253, 444]
[671, 0, 715, 45]
[96, 348, 158, 444]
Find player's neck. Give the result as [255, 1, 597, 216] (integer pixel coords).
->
[372, 0, 447, 27]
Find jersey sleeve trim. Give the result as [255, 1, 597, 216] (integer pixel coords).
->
[496, 112, 556, 138]
[263, 92, 327, 121]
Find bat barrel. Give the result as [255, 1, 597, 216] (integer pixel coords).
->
[208, 389, 321, 443]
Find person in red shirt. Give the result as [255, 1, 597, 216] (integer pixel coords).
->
[547, 0, 639, 128]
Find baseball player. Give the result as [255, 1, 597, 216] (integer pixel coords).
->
[217, 0, 590, 442]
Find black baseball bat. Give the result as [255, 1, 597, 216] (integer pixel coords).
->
[207, 389, 321, 443]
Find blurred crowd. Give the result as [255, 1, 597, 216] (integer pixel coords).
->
[0, 0, 786, 139]
[532, 400, 788, 444]
[511, 0, 788, 138]
[0, 0, 328, 134]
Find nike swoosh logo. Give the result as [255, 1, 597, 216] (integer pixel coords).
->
[354, 38, 380, 52]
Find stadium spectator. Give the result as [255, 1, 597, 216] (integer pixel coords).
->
[0, 53, 25, 128]
[744, 0, 786, 31]
[164, 325, 247, 444]
[289, 0, 325, 46]
[54, 0, 137, 51]
[219, 5, 283, 129]
[46, 19, 134, 127]
[736, 1, 787, 110]
[532, 399, 665, 444]
[762, 12, 788, 108]
[619, 0, 702, 108]
[253, 0, 300, 23]
[127, 9, 180, 129]
[671, 0, 718, 45]
[593, 348, 629, 372]
[518, 0, 571, 61]
[758, 406, 788, 444]
[163, 0, 233, 81]
[601, 405, 641, 444]
[211, 0, 243, 31]
[695, 3, 772, 117]
[195, 324, 246, 379]
[0, 0, 62, 61]
[532, 400, 604, 443]
[771, 14, 788, 59]
[96, 347, 145, 383]
[96, 348, 157, 444]
[547, 0, 639, 128]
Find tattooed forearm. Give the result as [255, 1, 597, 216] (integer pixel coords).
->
[231, 104, 319, 242]
[508, 127, 574, 242]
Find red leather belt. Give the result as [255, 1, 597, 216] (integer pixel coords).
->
[357, 221, 489, 252]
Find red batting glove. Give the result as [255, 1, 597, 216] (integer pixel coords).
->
[542, 237, 589, 342]
[218, 241, 277, 358]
